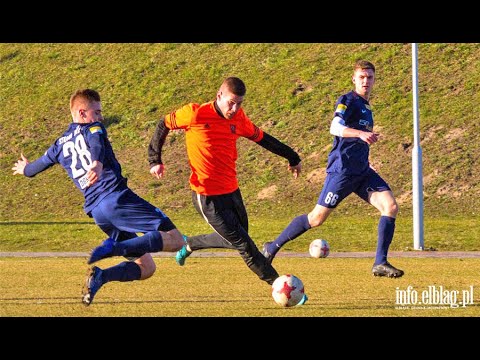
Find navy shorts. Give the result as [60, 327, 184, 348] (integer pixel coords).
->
[90, 187, 176, 243]
[317, 168, 391, 208]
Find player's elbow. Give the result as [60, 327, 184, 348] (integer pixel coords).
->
[330, 116, 346, 137]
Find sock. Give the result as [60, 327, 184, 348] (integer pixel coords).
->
[374, 216, 396, 265]
[102, 261, 142, 283]
[269, 214, 311, 256]
[114, 231, 163, 256]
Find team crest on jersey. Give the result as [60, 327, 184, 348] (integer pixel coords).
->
[230, 124, 236, 134]
[336, 104, 347, 114]
[204, 123, 210, 129]
[89, 126, 103, 134]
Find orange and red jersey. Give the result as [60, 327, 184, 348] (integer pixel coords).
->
[165, 101, 263, 195]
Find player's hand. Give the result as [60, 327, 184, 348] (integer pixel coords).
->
[86, 160, 103, 186]
[360, 131, 379, 145]
[12, 153, 29, 175]
[288, 162, 302, 179]
[150, 164, 165, 180]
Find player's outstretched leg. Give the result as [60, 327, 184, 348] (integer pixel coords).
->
[88, 238, 115, 264]
[263, 214, 311, 264]
[88, 232, 163, 265]
[81, 266, 104, 306]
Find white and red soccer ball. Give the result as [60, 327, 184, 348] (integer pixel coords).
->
[309, 239, 330, 258]
[271, 274, 305, 307]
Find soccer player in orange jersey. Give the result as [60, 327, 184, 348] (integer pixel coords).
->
[148, 77, 302, 288]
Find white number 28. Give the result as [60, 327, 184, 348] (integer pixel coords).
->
[62, 134, 93, 179]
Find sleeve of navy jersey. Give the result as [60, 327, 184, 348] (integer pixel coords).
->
[335, 91, 374, 131]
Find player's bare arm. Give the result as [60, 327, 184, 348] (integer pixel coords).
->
[12, 153, 29, 175]
[359, 131, 379, 145]
[341, 127, 379, 145]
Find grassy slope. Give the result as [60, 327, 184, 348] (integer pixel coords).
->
[0, 43, 479, 246]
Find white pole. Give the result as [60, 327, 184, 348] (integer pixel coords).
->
[412, 43, 424, 250]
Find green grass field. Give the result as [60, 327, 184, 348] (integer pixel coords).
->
[1, 256, 479, 317]
[2, 216, 478, 317]
[1, 215, 478, 252]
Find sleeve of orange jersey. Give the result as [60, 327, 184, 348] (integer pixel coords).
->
[246, 107, 301, 167]
[164, 103, 197, 130]
[239, 111, 264, 142]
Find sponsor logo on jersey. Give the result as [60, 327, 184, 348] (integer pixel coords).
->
[89, 126, 103, 134]
[78, 174, 90, 189]
[58, 132, 73, 145]
[359, 119, 373, 131]
[335, 104, 347, 114]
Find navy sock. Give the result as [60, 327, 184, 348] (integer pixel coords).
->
[114, 231, 163, 256]
[269, 214, 311, 256]
[102, 261, 142, 283]
[374, 216, 396, 265]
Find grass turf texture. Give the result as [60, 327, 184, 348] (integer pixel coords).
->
[1, 257, 479, 317]
[0, 215, 478, 252]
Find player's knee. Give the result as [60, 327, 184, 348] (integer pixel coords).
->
[309, 205, 331, 227]
[384, 200, 399, 217]
[140, 261, 156, 279]
[391, 201, 399, 217]
[137, 255, 157, 280]
[309, 214, 324, 228]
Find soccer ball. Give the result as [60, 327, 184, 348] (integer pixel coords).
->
[309, 239, 330, 258]
[271, 274, 305, 307]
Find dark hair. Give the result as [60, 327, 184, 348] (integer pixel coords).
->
[223, 77, 246, 96]
[70, 89, 101, 111]
[354, 60, 375, 73]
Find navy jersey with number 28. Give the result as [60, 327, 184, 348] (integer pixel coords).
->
[24, 122, 127, 214]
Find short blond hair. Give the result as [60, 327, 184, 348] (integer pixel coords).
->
[70, 89, 101, 113]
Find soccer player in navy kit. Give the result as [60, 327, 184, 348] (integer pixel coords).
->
[262, 60, 404, 278]
[12, 89, 186, 306]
